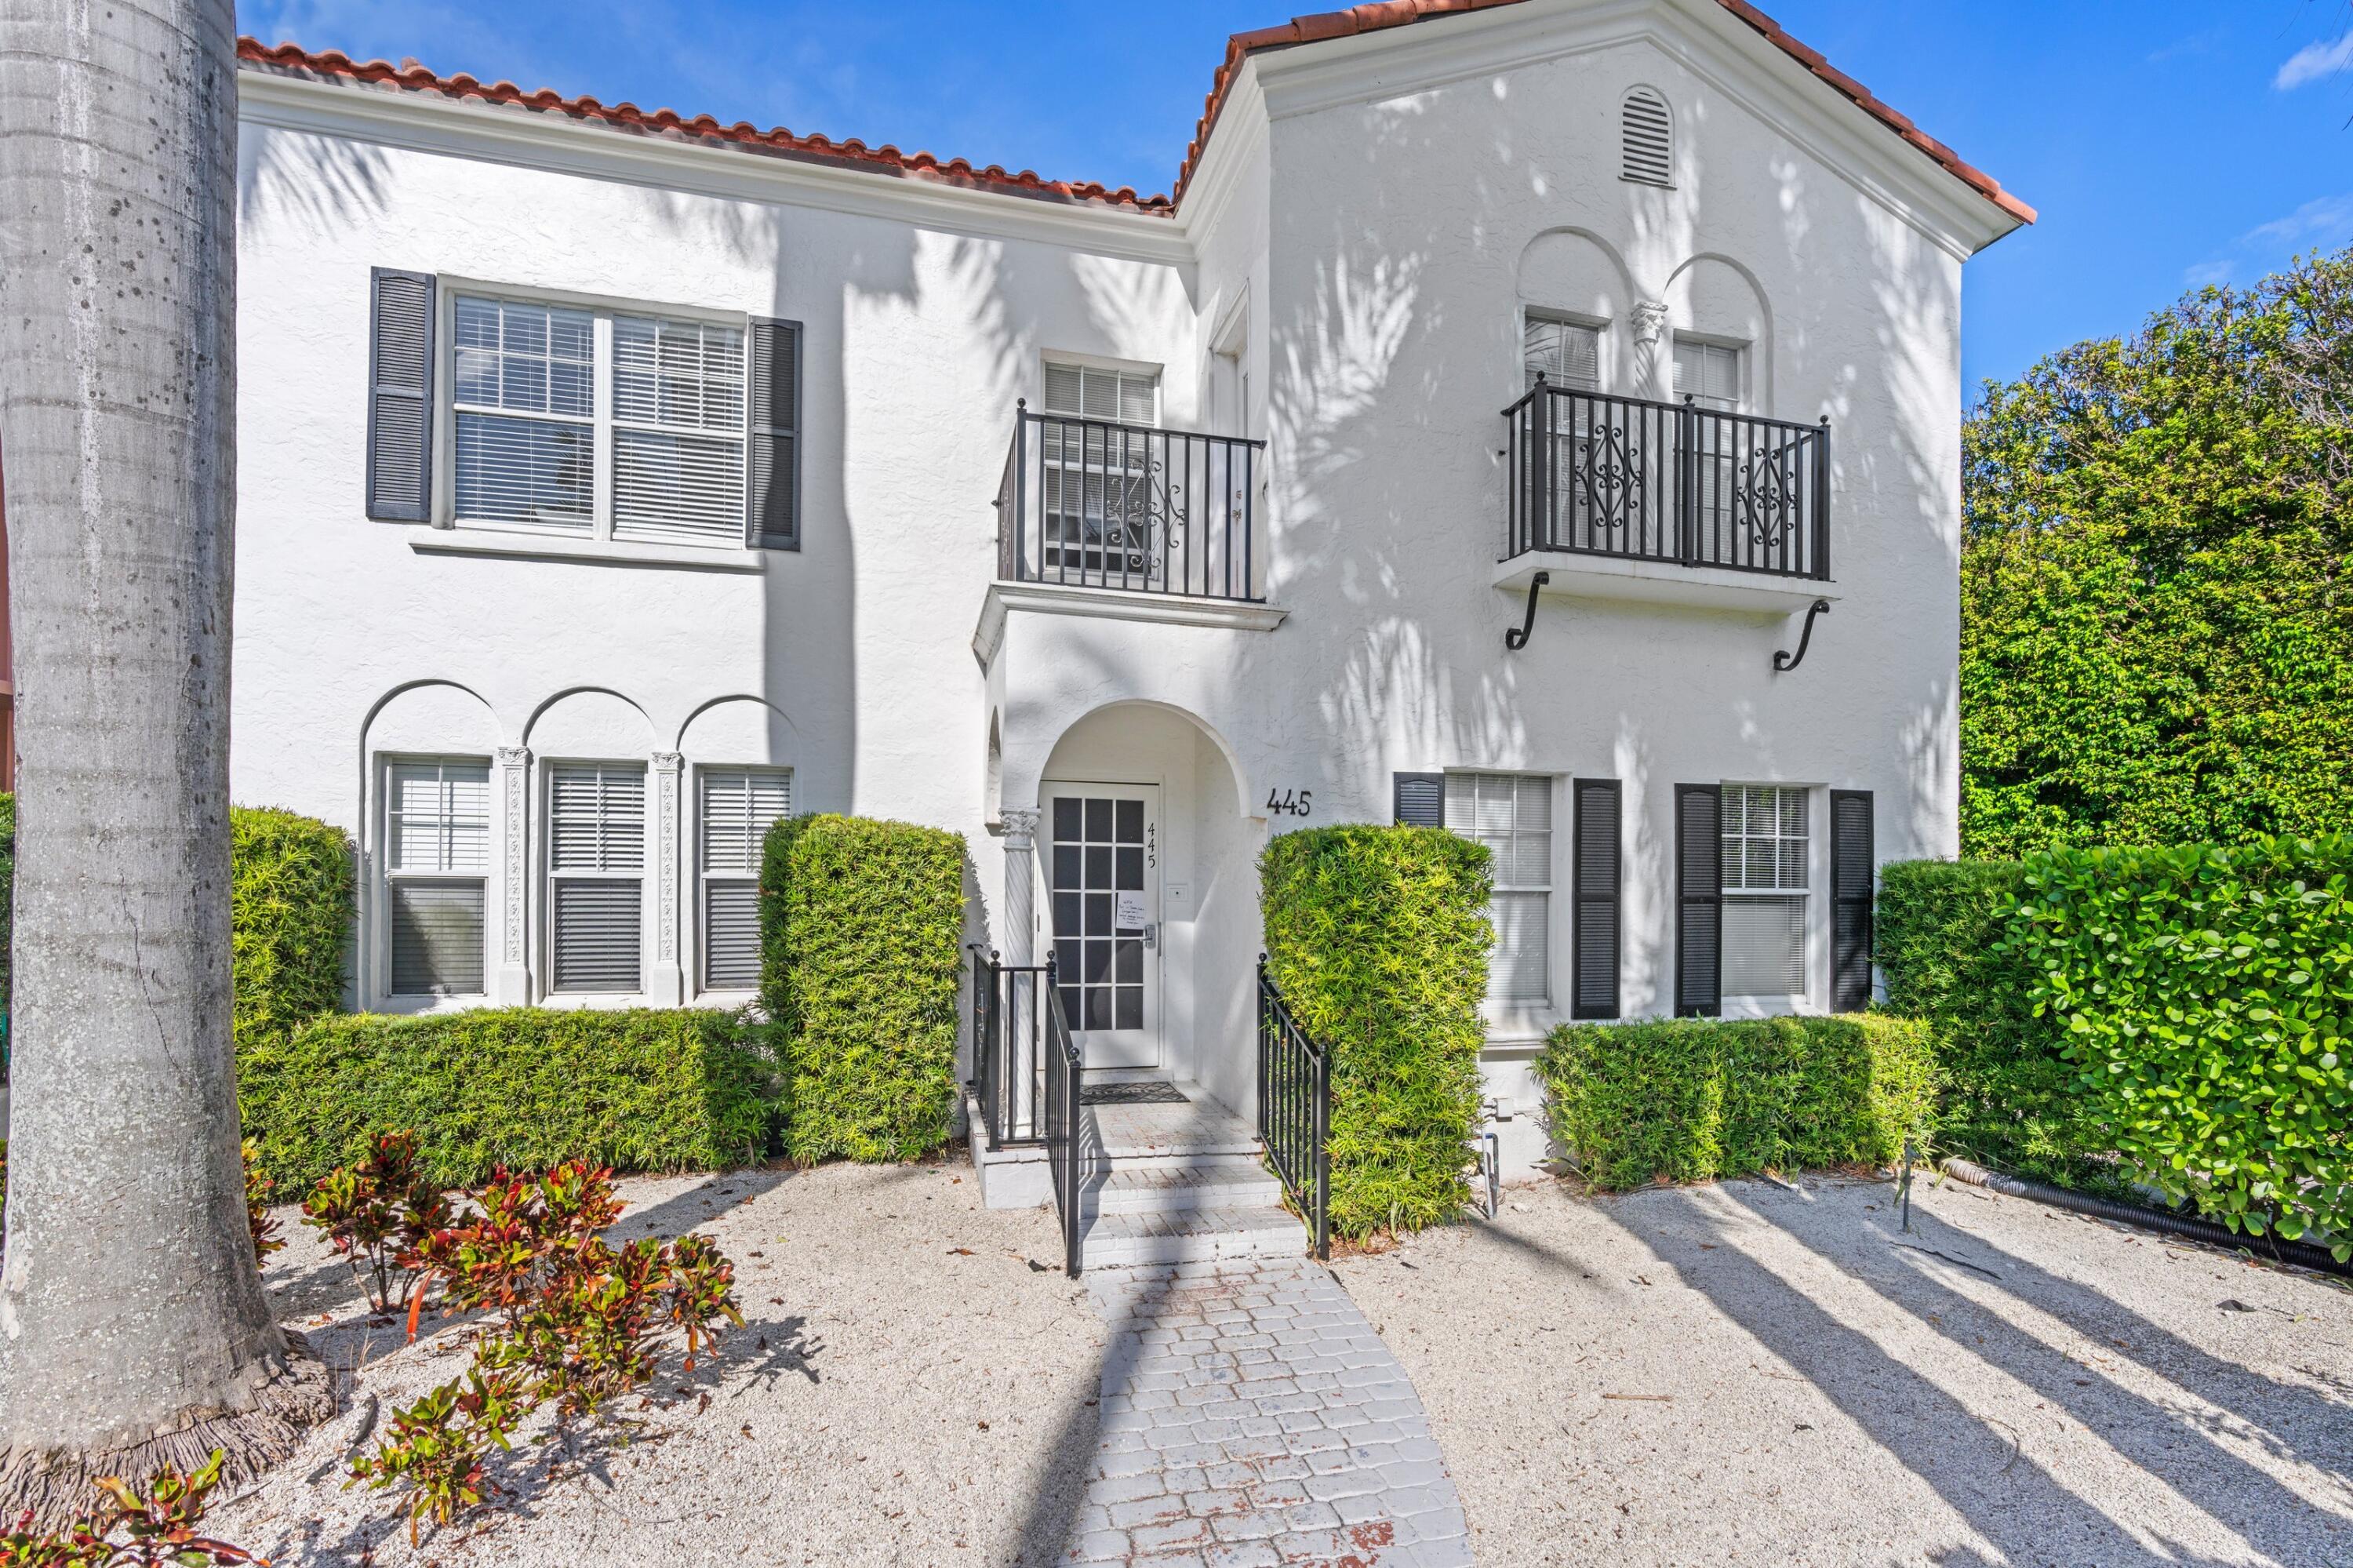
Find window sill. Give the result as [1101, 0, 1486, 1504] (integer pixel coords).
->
[1480, 1001, 1564, 1047]
[410, 527, 769, 573]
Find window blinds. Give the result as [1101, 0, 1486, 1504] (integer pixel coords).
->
[548, 762, 645, 993]
[1043, 363, 1158, 425]
[1524, 315, 1602, 393]
[1673, 340, 1744, 413]
[1446, 773, 1552, 1003]
[385, 759, 489, 996]
[451, 297, 595, 529]
[612, 314, 747, 546]
[698, 768, 791, 991]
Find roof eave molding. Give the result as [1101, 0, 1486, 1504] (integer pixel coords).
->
[235, 61, 1198, 269]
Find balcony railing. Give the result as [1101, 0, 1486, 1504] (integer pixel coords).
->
[996, 402, 1264, 602]
[1503, 380, 1831, 581]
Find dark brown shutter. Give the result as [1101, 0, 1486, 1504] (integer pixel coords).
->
[1831, 790, 1875, 1012]
[1675, 784, 1722, 1017]
[747, 316, 802, 549]
[1392, 773, 1444, 828]
[366, 267, 435, 521]
[1571, 777, 1621, 1019]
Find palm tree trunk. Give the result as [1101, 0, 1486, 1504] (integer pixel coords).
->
[0, 0, 332, 1523]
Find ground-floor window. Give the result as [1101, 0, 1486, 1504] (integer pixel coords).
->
[1445, 771, 1553, 1004]
[1721, 783, 1809, 999]
[385, 758, 490, 996]
[697, 767, 791, 991]
[547, 762, 646, 994]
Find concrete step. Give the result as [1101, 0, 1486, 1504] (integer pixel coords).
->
[1078, 1203, 1310, 1270]
[1081, 1158, 1283, 1218]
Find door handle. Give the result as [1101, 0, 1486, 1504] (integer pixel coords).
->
[1143, 922, 1158, 950]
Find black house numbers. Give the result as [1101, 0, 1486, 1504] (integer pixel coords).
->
[1266, 788, 1314, 818]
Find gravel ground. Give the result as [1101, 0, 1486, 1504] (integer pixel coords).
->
[1334, 1172, 2353, 1567]
[209, 1159, 1105, 1566]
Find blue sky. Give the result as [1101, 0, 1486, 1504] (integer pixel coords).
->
[243, 1, 2353, 393]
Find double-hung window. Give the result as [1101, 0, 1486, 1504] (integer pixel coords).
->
[385, 759, 490, 997]
[1523, 313, 1602, 394]
[1672, 339, 1744, 411]
[1675, 337, 1746, 561]
[1721, 784, 1809, 999]
[1040, 360, 1162, 582]
[449, 293, 748, 548]
[1446, 773, 1553, 1003]
[1524, 313, 1607, 551]
[547, 762, 646, 994]
[697, 768, 791, 991]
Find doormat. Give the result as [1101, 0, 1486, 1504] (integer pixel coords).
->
[1082, 1082, 1189, 1106]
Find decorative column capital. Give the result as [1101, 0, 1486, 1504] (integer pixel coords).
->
[495, 745, 531, 768]
[1000, 807, 1041, 852]
[1631, 300, 1670, 346]
[650, 751, 684, 772]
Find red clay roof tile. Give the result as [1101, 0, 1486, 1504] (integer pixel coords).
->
[238, 0, 2030, 228]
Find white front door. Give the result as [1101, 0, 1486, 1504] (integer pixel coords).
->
[1042, 782, 1161, 1071]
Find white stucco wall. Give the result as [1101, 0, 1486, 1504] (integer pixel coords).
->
[228, 0, 2013, 1174]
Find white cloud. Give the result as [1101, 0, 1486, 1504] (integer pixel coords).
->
[2246, 193, 2353, 249]
[2275, 31, 2353, 90]
[2181, 260, 2235, 288]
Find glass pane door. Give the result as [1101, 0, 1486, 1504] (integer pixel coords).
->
[1042, 783, 1161, 1070]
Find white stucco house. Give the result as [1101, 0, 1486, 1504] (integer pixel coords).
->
[225, 0, 2029, 1223]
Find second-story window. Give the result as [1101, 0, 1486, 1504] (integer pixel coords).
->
[1040, 360, 1162, 581]
[1673, 338, 1744, 413]
[1524, 314, 1601, 394]
[447, 292, 748, 548]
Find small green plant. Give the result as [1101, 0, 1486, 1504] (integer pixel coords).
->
[0, 1449, 259, 1566]
[300, 1132, 449, 1315]
[346, 1363, 528, 1547]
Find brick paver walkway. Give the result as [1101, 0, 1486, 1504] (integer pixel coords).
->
[1067, 1257, 1475, 1567]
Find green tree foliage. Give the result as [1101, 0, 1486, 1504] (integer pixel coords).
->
[760, 814, 966, 1163]
[1961, 249, 2353, 856]
[1259, 826, 1490, 1239]
[227, 806, 355, 1042]
[1537, 1016, 1934, 1191]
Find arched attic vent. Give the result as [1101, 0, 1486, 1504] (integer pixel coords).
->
[1620, 87, 1674, 187]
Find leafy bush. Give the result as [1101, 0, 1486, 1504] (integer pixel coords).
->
[227, 806, 355, 1043]
[1260, 825, 1491, 1239]
[1, 1448, 260, 1566]
[1960, 249, 2353, 857]
[1875, 859, 2117, 1189]
[300, 1131, 451, 1314]
[239, 1008, 774, 1193]
[1537, 1015, 1935, 1191]
[2011, 837, 2353, 1260]
[760, 814, 965, 1163]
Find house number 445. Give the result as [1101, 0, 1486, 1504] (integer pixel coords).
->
[1266, 788, 1313, 817]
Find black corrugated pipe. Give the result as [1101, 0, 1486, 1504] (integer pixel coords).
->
[1940, 1157, 2351, 1279]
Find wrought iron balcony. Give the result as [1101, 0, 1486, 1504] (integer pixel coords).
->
[995, 402, 1264, 602]
[1503, 380, 1831, 581]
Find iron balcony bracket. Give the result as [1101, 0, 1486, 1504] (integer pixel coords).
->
[1504, 570, 1551, 651]
[1773, 598, 1831, 673]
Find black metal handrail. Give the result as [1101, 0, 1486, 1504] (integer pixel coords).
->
[966, 947, 1052, 1149]
[1257, 956, 1330, 1261]
[1042, 954, 1083, 1276]
[1502, 380, 1830, 581]
[996, 402, 1264, 602]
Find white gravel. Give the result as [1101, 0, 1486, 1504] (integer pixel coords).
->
[1333, 1171, 2353, 1566]
[209, 1159, 1104, 1566]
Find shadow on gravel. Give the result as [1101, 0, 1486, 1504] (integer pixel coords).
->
[611, 1165, 795, 1245]
[1613, 1184, 2257, 1566]
[1719, 1188, 2353, 1551]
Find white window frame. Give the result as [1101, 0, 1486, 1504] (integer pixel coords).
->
[1522, 307, 1609, 395]
[540, 757, 652, 1004]
[1445, 771, 1555, 1009]
[1672, 334, 1748, 413]
[432, 278, 752, 549]
[1039, 351, 1163, 427]
[1718, 782, 1820, 1014]
[377, 754, 493, 1009]
[693, 765, 792, 999]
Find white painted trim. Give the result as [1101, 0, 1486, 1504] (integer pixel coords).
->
[973, 580, 1289, 665]
[237, 67, 1196, 270]
[1496, 553, 1838, 614]
[410, 529, 768, 573]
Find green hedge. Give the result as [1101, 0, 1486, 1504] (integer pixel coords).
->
[1260, 825, 1490, 1239]
[2011, 839, 2353, 1259]
[1536, 1015, 1935, 1191]
[229, 806, 355, 1042]
[761, 813, 965, 1163]
[1875, 859, 2113, 1189]
[240, 1007, 775, 1191]
[0, 792, 13, 1038]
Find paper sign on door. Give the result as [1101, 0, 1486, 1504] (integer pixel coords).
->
[1115, 892, 1151, 931]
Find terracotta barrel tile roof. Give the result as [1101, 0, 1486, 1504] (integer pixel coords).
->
[239, 0, 2030, 228]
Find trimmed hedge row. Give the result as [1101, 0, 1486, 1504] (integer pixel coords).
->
[1537, 1015, 1935, 1191]
[229, 806, 355, 1042]
[1260, 824, 1491, 1240]
[2010, 839, 2353, 1259]
[762, 813, 966, 1163]
[1873, 859, 2111, 1191]
[241, 1007, 775, 1191]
